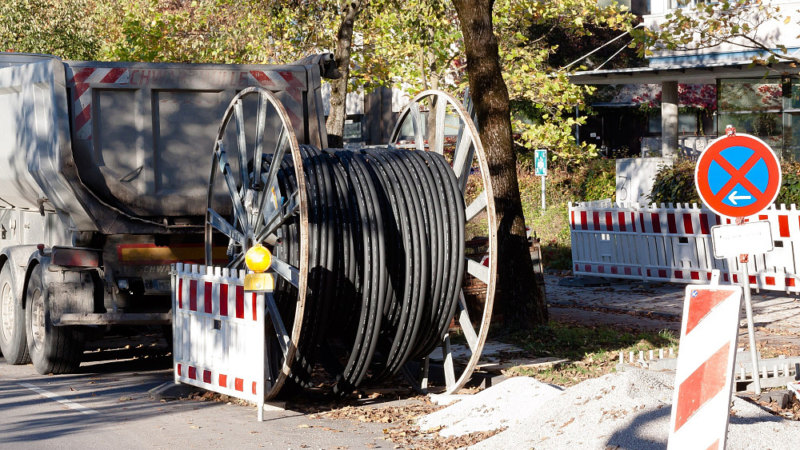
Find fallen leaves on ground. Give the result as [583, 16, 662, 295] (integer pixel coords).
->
[317, 401, 502, 449]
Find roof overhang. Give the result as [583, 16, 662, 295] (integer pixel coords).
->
[569, 61, 800, 85]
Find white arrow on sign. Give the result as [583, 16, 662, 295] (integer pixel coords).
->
[728, 190, 752, 205]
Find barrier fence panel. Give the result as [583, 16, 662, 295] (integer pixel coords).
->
[569, 202, 800, 293]
[172, 263, 267, 420]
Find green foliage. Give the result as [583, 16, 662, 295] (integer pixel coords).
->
[581, 160, 617, 201]
[650, 159, 800, 207]
[0, 0, 99, 59]
[777, 162, 800, 206]
[648, 159, 700, 205]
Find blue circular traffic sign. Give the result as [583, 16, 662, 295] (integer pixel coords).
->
[695, 134, 781, 218]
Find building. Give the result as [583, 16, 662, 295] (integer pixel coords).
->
[571, 0, 800, 160]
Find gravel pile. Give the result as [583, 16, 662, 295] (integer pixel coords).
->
[419, 377, 563, 437]
[422, 369, 800, 449]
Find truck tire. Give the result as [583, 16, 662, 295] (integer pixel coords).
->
[0, 263, 29, 364]
[25, 265, 84, 374]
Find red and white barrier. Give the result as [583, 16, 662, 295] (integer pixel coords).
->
[569, 201, 800, 292]
[172, 263, 266, 420]
[668, 283, 742, 450]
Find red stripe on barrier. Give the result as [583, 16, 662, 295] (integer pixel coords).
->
[639, 213, 645, 232]
[203, 370, 211, 383]
[68, 67, 95, 84]
[598, 265, 605, 273]
[779, 215, 790, 237]
[574, 264, 579, 271]
[686, 290, 732, 335]
[219, 374, 228, 387]
[759, 215, 768, 221]
[724, 274, 729, 282]
[618, 212, 627, 232]
[584, 264, 591, 272]
[651, 213, 662, 233]
[189, 280, 198, 311]
[189, 366, 197, 380]
[766, 276, 775, 286]
[715, 215, 721, 225]
[236, 285, 245, 319]
[593, 212, 600, 231]
[571, 211, 575, 230]
[624, 267, 631, 275]
[177, 363, 182, 376]
[235, 378, 244, 392]
[647, 269, 651, 277]
[726, 218, 731, 225]
[691, 272, 700, 280]
[700, 215, 710, 234]
[249, 70, 277, 87]
[178, 279, 183, 308]
[683, 214, 694, 234]
[749, 275, 756, 284]
[605, 212, 613, 230]
[675, 270, 683, 279]
[100, 67, 126, 83]
[279, 70, 305, 88]
[252, 293, 258, 321]
[74, 104, 91, 131]
[674, 342, 730, 432]
[219, 283, 228, 316]
[252, 382, 258, 395]
[707, 273, 712, 281]
[788, 278, 796, 287]
[204, 281, 213, 314]
[611, 266, 618, 274]
[667, 213, 677, 234]
[658, 269, 667, 278]
[73, 82, 92, 99]
[733, 274, 738, 283]
[581, 211, 588, 230]
[638, 268, 642, 275]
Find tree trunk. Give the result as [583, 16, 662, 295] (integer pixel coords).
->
[326, 1, 364, 149]
[452, 0, 547, 328]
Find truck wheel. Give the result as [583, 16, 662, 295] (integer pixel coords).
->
[25, 265, 84, 374]
[0, 264, 29, 364]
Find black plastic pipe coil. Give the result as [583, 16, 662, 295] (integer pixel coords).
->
[266, 145, 466, 396]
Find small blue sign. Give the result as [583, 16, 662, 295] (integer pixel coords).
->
[535, 149, 547, 177]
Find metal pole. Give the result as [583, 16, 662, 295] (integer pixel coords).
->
[740, 260, 762, 394]
[541, 176, 546, 210]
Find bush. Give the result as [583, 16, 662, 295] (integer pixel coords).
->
[648, 159, 700, 205]
[649, 159, 800, 207]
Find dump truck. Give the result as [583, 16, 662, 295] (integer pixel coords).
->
[0, 52, 334, 374]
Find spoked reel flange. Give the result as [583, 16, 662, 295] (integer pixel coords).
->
[205, 87, 309, 400]
[390, 90, 498, 394]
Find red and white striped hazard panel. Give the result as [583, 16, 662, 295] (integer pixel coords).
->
[172, 263, 266, 419]
[668, 284, 742, 450]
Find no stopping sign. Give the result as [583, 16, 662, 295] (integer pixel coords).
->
[695, 134, 781, 218]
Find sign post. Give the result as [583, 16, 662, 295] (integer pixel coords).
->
[535, 149, 547, 210]
[695, 131, 782, 396]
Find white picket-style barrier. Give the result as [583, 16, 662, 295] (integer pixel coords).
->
[171, 263, 267, 420]
[569, 201, 800, 292]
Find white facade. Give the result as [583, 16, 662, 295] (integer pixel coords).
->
[644, 0, 800, 67]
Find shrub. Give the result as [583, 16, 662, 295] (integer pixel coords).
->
[648, 159, 699, 205]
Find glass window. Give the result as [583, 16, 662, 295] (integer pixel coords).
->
[718, 112, 783, 150]
[719, 79, 782, 112]
[646, 112, 697, 134]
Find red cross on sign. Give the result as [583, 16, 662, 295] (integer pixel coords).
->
[695, 134, 781, 218]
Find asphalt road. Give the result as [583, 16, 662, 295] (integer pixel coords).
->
[0, 333, 388, 450]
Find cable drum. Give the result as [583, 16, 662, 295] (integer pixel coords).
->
[206, 88, 496, 398]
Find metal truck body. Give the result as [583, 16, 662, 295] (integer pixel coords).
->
[0, 52, 330, 372]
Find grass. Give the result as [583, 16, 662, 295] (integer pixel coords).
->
[498, 321, 679, 387]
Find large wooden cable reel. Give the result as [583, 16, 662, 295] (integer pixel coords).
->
[205, 87, 309, 400]
[390, 90, 498, 394]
